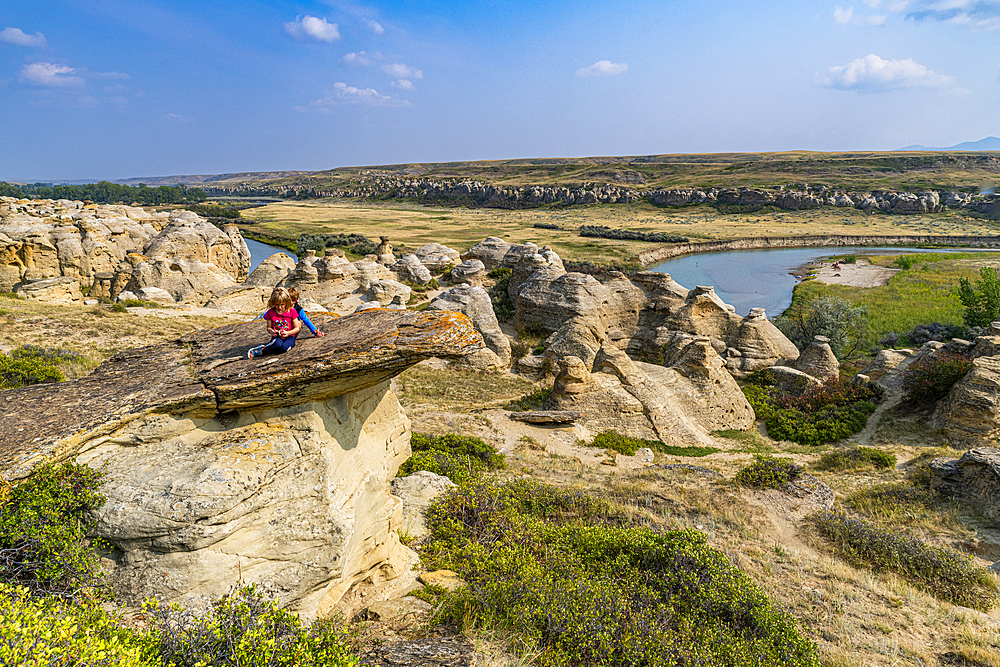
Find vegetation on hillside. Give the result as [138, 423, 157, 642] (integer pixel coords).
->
[0, 181, 206, 204]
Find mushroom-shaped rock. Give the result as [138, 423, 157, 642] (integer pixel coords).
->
[0, 309, 483, 618]
[391, 254, 432, 285]
[725, 307, 800, 377]
[450, 259, 486, 286]
[414, 243, 460, 274]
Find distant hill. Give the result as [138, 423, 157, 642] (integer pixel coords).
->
[115, 171, 314, 187]
[896, 137, 1000, 151]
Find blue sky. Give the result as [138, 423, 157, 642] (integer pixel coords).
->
[2, 0, 999, 181]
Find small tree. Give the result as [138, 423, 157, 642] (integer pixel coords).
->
[957, 266, 1000, 328]
[775, 295, 870, 359]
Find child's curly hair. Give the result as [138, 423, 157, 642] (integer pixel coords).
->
[267, 287, 293, 311]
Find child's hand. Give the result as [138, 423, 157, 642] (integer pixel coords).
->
[315, 331, 325, 337]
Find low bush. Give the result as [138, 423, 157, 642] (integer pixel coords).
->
[0, 583, 152, 667]
[893, 255, 918, 270]
[902, 352, 973, 403]
[533, 222, 561, 230]
[810, 510, 998, 611]
[578, 225, 688, 244]
[0, 345, 74, 389]
[845, 482, 934, 524]
[561, 258, 643, 277]
[905, 321, 968, 345]
[735, 456, 803, 489]
[815, 447, 896, 472]
[146, 584, 359, 667]
[0, 462, 106, 599]
[487, 267, 514, 322]
[424, 478, 819, 667]
[743, 380, 883, 446]
[297, 232, 378, 256]
[588, 431, 719, 457]
[184, 203, 242, 219]
[399, 433, 505, 484]
[505, 386, 550, 411]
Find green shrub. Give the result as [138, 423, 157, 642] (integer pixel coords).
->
[399, 433, 506, 484]
[510, 339, 530, 361]
[297, 232, 377, 257]
[487, 268, 514, 322]
[0, 345, 75, 389]
[111, 302, 128, 313]
[145, 584, 359, 667]
[735, 456, 803, 489]
[774, 295, 870, 358]
[810, 510, 998, 611]
[743, 381, 883, 446]
[893, 255, 918, 270]
[902, 352, 973, 403]
[578, 225, 687, 244]
[0, 462, 106, 599]
[958, 265, 1000, 328]
[815, 447, 896, 471]
[588, 431, 719, 457]
[744, 367, 777, 387]
[424, 478, 819, 667]
[0, 583, 153, 666]
[845, 482, 935, 524]
[505, 386, 550, 411]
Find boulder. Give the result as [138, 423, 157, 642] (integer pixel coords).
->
[860, 349, 909, 384]
[0, 309, 483, 618]
[144, 218, 251, 283]
[13, 276, 83, 305]
[662, 286, 741, 342]
[933, 355, 1000, 445]
[514, 269, 645, 337]
[204, 285, 270, 314]
[460, 237, 511, 269]
[426, 285, 511, 369]
[929, 448, 1000, 524]
[414, 243, 460, 274]
[450, 259, 486, 287]
[363, 279, 411, 306]
[244, 252, 296, 288]
[770, 366, 823, 395]
[375, 236, 396, 266]
[390, 471, 456, 539]
[391, 254, 432, 286]
[137, 286, 176, 305]
[793, 336, 839, 384]
[126, 256, 237, 305]
[724, 308, 799, 377]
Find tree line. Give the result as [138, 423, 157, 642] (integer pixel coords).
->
[0, 181, 207, 205]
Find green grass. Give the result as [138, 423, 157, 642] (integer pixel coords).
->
[586, 431, 719, 457]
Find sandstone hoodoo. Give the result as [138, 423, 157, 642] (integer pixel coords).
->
[0, 309, 483, 618]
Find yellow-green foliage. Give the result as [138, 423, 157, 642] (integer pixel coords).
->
[815, 446, 896, 472]
[0, 584, 153, 667]
[424, 478, 819, 667]
[398, 433, 506, 485]
[735, 456, 803, 489]
[0, 345, 74, 389]
[588, 430, 719, 457]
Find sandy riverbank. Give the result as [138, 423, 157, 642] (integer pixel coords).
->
[804, 259, 899, 288]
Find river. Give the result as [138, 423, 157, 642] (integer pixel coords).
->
[649, 246, 982, 317]
[245, 237, 297, 271]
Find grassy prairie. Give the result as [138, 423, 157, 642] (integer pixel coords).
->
[790, 253, 1000, 338]
[240, 199, 1000, 264]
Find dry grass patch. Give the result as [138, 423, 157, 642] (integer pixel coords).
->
[394, 364, 540, 412]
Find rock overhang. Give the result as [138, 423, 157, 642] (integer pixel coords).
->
[0, 308, 483, 480]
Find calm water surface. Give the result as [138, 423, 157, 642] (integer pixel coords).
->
[245, 237, 297, 271]
[649, 246, 976, 317]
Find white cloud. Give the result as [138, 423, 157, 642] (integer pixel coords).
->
[821, 53, 953, 91]
[834, 5, 887, 24]
[19, 62, 84, 87]
[164, 113, 193, 123]
[342, 51, 380, 66]
[382, 62, 422, 79]
[295, 82, 410, 111]
[875, 0, 1000, 29]
[392, 78, 414, 90]
[284, 16, 340, 42]
[0, 27, 47, 47]
[367, 20, 385, 34]
[575, 60, 628, 77]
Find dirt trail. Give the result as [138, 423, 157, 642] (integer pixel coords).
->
[851, 355, 917, 447]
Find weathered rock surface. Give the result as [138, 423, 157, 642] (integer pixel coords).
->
[244, 252, 296, 288]
[414, 243, 460, 274]
[930, 448, 1000, 524]
[13, 276, 84, 304]
[142, 217, 250, 283]
[724, 308, 800, 377]
[391, 471, 456, 539]
[127, 255, 238, 304]
[769, 366, 823, 395]
[793, 336, 839, 384]
[934, 355, 1000, 445]
[449, 259, 486, 287]
[0, 309, 483, 618]
[426, 285, 511, 369]
[391, 254, 432, 285]
[860, 349, 909, 384]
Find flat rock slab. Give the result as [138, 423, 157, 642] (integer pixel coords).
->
[508, 410, 584, 424]
[361, 638, 474, 667]
[0, 309, 482, 479]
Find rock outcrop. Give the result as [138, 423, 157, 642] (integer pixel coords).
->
[391, 255, 432, 286]
[0, 309, 483, 618]
[413, 243, 460, 273]
[791, 336, 840, 384]
[244, 252, 296, 288]
[426, 285, 512, 369]
[930, 448, 1000, 524]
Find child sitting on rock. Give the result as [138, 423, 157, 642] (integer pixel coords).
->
[247, 287, 301, 358]
[287, 287, 325, 338]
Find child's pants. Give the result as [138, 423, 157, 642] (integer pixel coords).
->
[261, 336, 296, 356]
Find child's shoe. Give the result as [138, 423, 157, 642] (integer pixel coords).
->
[247, 345, 264, 358]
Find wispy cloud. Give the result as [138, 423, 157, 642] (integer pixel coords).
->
[342, 51, 379, 66]
[296, 82, 411, 111]
[392, 79, 414, 90]
[382, 62, 422, 79]
[820, 53, 953, 91]
[575, 60, 628, 77]
[19, 62, 84, 87]
[834, 5, 887, 24]
[863, 0, 1000, 29]
[0, 27, 47, 47]
[284, 15, 340, 42]
[367, 20, 385, 34]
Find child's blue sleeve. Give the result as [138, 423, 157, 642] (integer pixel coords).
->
[297, 307, 317, 334]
